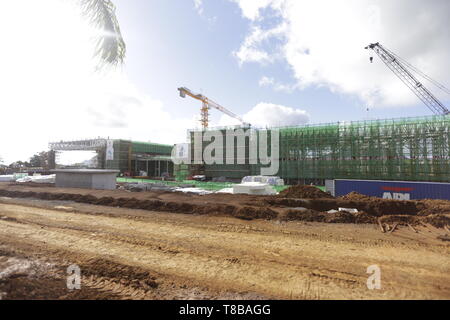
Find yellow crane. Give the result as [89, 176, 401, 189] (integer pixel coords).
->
[178, 87, 251, 129]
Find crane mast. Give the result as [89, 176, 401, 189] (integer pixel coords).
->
[365, 42, 449, 115]
[178, 87, 251, 128]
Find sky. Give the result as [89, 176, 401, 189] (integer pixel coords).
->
[0, 0, 449, 164]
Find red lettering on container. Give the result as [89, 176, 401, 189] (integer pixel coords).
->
[381, 186, 414, 192]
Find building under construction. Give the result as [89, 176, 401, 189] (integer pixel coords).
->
[188, 115, 450, 184]
[49, 115, 449, 183]
[49, 139, 174, 177]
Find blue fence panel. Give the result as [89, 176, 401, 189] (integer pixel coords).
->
[335, 179, 450, 200]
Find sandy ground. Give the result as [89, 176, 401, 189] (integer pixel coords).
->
[0, 195, 449, 300]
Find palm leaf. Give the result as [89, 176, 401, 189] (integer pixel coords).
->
[79, 0, 126, 66]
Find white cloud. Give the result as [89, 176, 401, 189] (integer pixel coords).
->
[258, 76, 275, 87]
[218, 102, 309, 127]
[193, 0, 204, 16]
[232, 0, 450, 108]
[259, 76, 297, 93]
[193, 0, 217, 24]
[0, 1, 194, 164]
[233, 23, 287, 65]
[230, 0, 281, 20]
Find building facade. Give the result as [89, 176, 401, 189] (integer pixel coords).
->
[189, 115, 450, 184]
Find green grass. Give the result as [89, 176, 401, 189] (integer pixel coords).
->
[116, 177, 323, 193]
[117, 177, 234, 191]
[316, 186, 326, 192]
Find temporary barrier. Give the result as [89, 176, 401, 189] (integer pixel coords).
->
[332, 179, 450, 200]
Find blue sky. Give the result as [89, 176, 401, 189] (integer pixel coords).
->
[113, 0, 439, 125]
[0, 0, 448, 164]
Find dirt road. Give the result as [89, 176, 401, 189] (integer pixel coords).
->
[0, 197, 449, 300]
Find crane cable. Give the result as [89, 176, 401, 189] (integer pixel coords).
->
[381, 45, 450, 95]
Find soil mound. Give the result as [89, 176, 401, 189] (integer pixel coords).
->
[378, 215, 416, 225]
[232, 206, 277, 220]
[417, 200, 450, 216]
[340, 192, 375, 201]
[423, 214, 450, 228]
[282, 209, 376, 224]
[0, 189, 276, 221]
[0, 186, 448, 229]
[278, 185, 333, 199]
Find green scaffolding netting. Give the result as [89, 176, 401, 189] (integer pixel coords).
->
[189, 115, 450, 183]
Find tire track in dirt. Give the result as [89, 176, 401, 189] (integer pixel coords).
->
[2, 204, 449, 286]
[0, 202, 449, 299]
[2, 197, 446, 251]
[3, 202, 446, 275]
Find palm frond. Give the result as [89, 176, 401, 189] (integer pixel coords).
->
[79, 0, 126, 66]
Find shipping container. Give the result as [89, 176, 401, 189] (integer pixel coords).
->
[330, 179, 450, 201]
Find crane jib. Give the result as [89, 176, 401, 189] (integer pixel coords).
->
[365, 43, 450, 116]
[178, 87, 251, 128]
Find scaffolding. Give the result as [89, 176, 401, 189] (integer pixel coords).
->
[188, 126, 255, 181]
[278, 115, 450, 183]
[49, 138, 108, 169]
[50, 139, 174, 176]
[191, 115, 450, 183]
[104, 140, 132, 172]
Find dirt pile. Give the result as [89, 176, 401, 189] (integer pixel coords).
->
[267, 195, 449, 228]
[0, 189, 276, 221]
[340, 192, 376, 201]
[0, 185, 448, 229]
[232, 206, 278, 220]
[278, 185, 334, 199]
[267, 197, 423, 217]
[376, 213, 450, 229]
[422, 214, 450, 228]
[417, 200, 450, 216]
[281, 208, 376, 224]
[282, 208, 449, 228]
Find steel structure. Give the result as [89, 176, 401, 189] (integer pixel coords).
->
[192, 115, 450, 183]
[277, 115, 449, 183]
[49, 138, 107, 151]
[49, 139, 174, 175]
[49, 139, 107, 170]
[365, 42, 449, 115]
[178, 87, 251, 128]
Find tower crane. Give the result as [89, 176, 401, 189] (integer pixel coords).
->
[178, 87, 251, 129]
[365, 42, 450, 116]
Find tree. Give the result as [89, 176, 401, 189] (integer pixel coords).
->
[9, 161, 30, 169]
[0, 158, 6, 174]
[29, 154, 42, 168]
[29, 151, 52, 169]
[0, 156, 5, 174]
[79, 0, 126, 66]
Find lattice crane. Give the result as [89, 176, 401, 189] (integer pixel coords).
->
[365, 42, 449, 115]
[178, 87, 251, 128]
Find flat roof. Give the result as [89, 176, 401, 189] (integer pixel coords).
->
[51, 169, 119, 174]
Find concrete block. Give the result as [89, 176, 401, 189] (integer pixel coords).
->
[52, 169, 119, 190]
